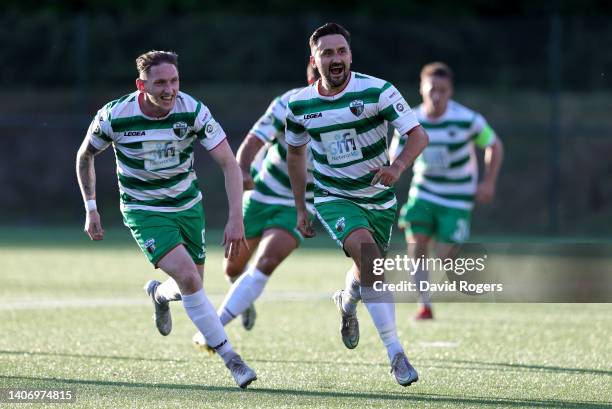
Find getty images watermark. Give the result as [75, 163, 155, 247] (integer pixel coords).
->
[371, 253, 503, 295]
[359, 242, 612, 303]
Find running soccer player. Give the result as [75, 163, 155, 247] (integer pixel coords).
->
[192, 65, 319, 349]
[75, 50, 257, 388]
[390, 62, 503, 320]
[285, 23, 429, 387]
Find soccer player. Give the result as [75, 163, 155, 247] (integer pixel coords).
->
[285, 23, 429, 387]
[389, 62, 503, 320]
[192, 65, 319, 348]
[75, 50, 257, 389]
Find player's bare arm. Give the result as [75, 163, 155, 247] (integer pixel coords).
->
[372, 125, 429, 187]
[209, 139, 249, 259]
[287, 143, 315, 238]
[477, 137, 504, 203]
[76, 138, 105, 241]
[236, 133, 265, 191]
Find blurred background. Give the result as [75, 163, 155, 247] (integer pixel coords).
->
[1, 0, 611, 238]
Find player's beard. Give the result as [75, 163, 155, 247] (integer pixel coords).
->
[327, 62, 349, 87]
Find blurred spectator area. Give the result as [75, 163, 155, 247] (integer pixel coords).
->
[0, 13, 610, 236]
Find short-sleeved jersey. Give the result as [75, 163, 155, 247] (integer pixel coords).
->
[86, 90, 226, 212]
[247, 88, 315, 210]
[285, 72, 419, 210]
[390, 100, 496, 210]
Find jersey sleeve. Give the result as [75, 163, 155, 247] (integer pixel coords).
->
[471, 113, 497, 148]
[194, 103, 227, 150]
[378, 83, 420, 136]
[86, 107, 113, 151]
[250, 97, 286, 143]
[285, 103, 310, 147]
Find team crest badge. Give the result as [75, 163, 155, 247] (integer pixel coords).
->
[172, 121, 188, 138]
[349, 100, 364, 117]
[335, 217, 346, 233]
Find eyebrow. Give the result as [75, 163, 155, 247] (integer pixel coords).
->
[153, 76, 179, 83]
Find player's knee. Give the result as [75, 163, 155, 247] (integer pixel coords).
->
[175, 269, 202, 293]
[254, 255, 278, 276]
[224, 261, 244, 279]
[409, 235, 430, 257]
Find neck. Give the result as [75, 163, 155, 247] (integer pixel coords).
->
[139, 93, 170, 118]
[318, 74, 350, 96]
[424, 103, 447, 120]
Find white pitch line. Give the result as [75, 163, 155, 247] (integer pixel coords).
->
[0, 291, 332, 311]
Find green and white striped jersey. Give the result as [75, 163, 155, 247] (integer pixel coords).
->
[247, 88, 315, 210]
[86, 90, 226, 212]
[285, 72, 419, 210]
[390, 100, 496, 210]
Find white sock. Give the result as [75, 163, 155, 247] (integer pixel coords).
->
[218, 266, 269, 326]
[154, 278, 182, 303]
[413, 267, 432, 307]
[364, 292, 404, 362]
[182, 289, 236, 364]
[342, 270, 361, 315]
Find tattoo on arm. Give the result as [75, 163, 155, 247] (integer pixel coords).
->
[76, 142, 101, 200]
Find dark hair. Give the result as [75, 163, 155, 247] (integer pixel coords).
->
[136, 50, 178, 76]
[420, 62, 454, 81]
[309, 23, 351, 49]
[306, 64, 320, 84]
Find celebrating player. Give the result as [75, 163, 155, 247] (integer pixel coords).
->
[75, 50, 257, 388]
[390, 62, 504, 320]
[286, 23, 429, 386]
[192, 65, 319, 349]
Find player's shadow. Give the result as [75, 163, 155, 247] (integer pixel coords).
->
[2, 349, 610, 377]
[426, 358, 612, 377]
[0, 374, 609, 408]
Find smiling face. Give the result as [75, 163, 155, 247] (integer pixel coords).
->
[310, 33, 352, 92]
[136, 62, 179, 117]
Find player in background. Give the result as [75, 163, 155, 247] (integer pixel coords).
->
[75, 50, 257, 388]
[286, 23, 429, 387]
[192, 65, 320, 349]
[389, 62, 503, 320]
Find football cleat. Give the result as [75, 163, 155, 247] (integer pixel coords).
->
[143, 280, 172, 336]
[414, 306, 434, 321]
[332, 290, 360, 349]
[241, 304, 257, 331]
[192, 332, 216, 355]
[390, 352, 419, 387]
[226, 354, 257, 389]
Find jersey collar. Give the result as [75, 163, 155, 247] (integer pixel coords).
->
[316, 71, 354, 100]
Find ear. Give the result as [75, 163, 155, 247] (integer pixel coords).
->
[135, 78, 145, 92]
[309, 54, 316, 68]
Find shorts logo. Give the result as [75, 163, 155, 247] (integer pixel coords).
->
[395, 102, 405, 112]
[173, 121, 188, 139]
[144, 238, 156, 254]
[335, 217, 346, 233]
[349, 100, 364, 117]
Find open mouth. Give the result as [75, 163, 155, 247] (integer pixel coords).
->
[160, 95, 174, 103]
[329, 64, 344, 76]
